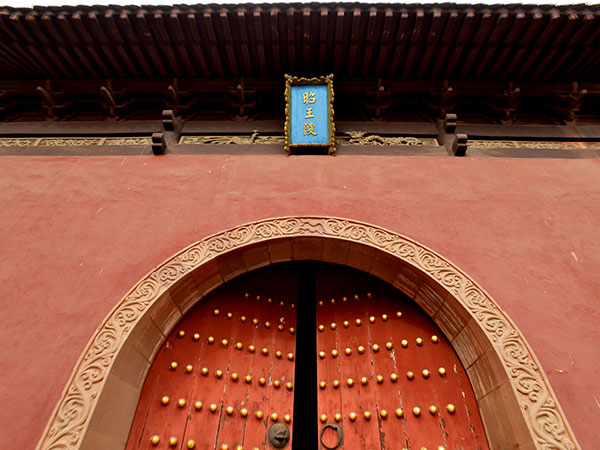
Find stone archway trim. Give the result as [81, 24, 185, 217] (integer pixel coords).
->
[36, 216, 579, 450]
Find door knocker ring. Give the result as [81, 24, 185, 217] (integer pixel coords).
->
[319, 422, 343, 450]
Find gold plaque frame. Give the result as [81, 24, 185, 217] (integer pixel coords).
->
[284, 74, 335, 154]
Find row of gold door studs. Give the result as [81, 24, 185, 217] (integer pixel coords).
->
[151, 435, 291, 450]
[243, 292, 296, 309]
[318, 312, 404, 330]
[318, 369, 447, 388]
[158, 400, 293, 421]
[169, 349, 293, 372]
[212, 338, 297, 355]
[317, 337, 439, 359]
[178, 317, 296, 335]
[165, 366, 295, 388]
[318, 292, 373, 305]
[319, 404, 456, 423]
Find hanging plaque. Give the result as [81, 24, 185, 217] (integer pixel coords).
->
[284, 74, 335, 154]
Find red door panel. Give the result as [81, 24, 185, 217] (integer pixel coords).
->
[315, 265, 489, 450]
[126, 266, 298, 450]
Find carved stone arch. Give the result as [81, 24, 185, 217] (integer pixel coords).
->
[35, 217, 580, 450]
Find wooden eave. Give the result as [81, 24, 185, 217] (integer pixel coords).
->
[1, 3, 600, 82]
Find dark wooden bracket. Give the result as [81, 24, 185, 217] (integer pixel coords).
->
[547, 81, 588, 124]
[360, 79, 393, 122]
[424, 80, 457, 120]
[0, 89, 17, 119]
[152, 132, 166, 155]
[437, 113, 468, 156]
[100, 81, 133, 120]
[443, 113, 457, 134]
[36, 80, 75, 120]
[484, 82, 520, 124]
[228, 77, 259, 121]
[166, 78, 197, 116]
[451, 134, 468, 156]
[153, 109, 182, 154]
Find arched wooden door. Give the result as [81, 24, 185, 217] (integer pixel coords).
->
[126, 263, 489, 450]
[314, 265, 489, 450]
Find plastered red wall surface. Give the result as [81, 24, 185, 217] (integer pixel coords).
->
[0, 155, 598, 449]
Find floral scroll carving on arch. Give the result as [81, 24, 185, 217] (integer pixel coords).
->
[36, 216, 580, 450]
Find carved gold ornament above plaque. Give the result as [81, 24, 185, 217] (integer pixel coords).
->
[36, 217, 580, 450]
[0, 137, 152, 147]
[469, 140, 600, 150]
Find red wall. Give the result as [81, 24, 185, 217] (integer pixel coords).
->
[0, 154, 598, 449]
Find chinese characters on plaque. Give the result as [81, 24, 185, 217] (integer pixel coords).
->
[284, 75, 335, 154]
